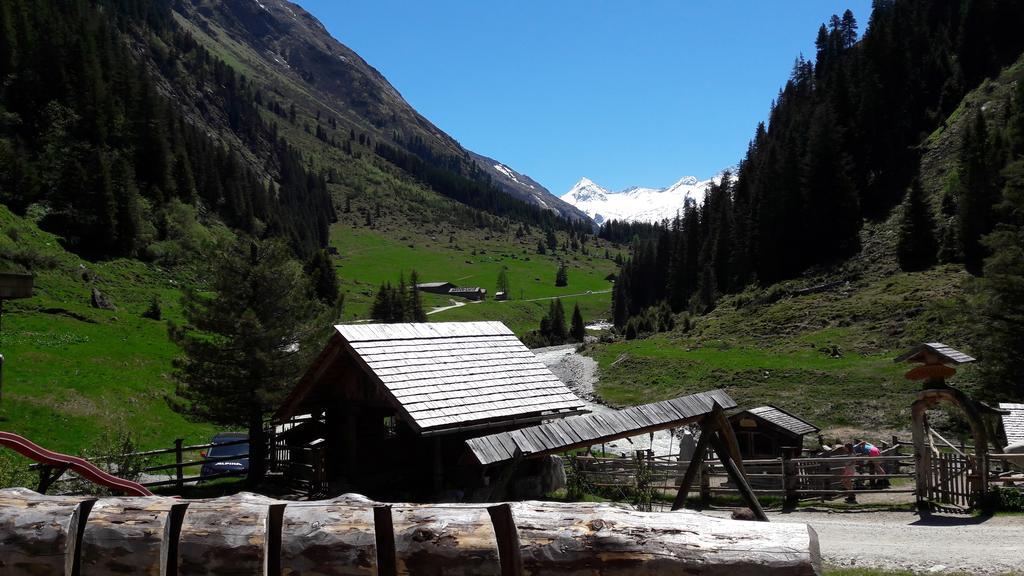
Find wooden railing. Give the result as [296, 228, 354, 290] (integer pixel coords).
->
[568, 451, 917, 503]
[30, 437, 251, 492]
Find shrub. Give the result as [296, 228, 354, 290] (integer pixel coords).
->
[142, 296, 162, 321]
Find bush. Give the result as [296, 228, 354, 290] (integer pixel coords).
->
[142, 296, 162, 320]
[65, 429, 153, 496]
[981, 486, 1024, 512]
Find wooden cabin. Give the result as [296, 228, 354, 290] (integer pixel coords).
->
[274, 322, 585, 500]
[728, 406, 819, 459]
[449, 286, 487, 301]
[415, 281, 455, 295]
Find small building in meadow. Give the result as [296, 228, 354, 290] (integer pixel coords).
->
[415, 281, 455, 295]
[448, 286, 487, 301]
[729, 405, 819, 459]
[275, 321, 585, 500]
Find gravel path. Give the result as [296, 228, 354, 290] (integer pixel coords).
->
[532, 345, 681, 456]
[703, 508, 1023, 574]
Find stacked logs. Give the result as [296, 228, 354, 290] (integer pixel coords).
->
[0, 488, 821, 575]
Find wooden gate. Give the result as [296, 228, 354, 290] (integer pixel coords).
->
[923, 451, 975, 509]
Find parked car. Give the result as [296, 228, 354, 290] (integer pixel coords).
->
[200, 432, 249, 478]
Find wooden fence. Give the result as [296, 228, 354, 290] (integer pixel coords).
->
[32, 437, 252, 493]
[568, 450, 916, 505]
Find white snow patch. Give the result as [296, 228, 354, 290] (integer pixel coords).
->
[561, 172, 731, 225]
[493, 163, 536, 190]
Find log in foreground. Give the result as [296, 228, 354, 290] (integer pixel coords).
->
[0, 488, 821, 575]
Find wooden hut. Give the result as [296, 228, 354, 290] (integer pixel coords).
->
[728, 406, 819, 459]
[274, 322, 586, 499]
[449, 286, 487, 301]
[415, 281, 455, 295]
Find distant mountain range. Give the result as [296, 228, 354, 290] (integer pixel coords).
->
[560, 175, 724, 225]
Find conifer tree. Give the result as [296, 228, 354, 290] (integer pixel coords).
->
[570, 303, 586, 342]
[169, 236, 325, 485]
[496, 266, 511, 298]
[371, 281, 394, 321]
[545, 229, 558, 252]
[304, 249, 340, 305]
[408, 270, 427, 322]
[897, 179, 938, 271]
[957, 111, 1000, 275]
[978, 159, 1024, 399]
[555, 263, 568, 287]
[548, 298, 567, 343]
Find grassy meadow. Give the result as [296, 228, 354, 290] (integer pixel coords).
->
[329, 222, 618, 324]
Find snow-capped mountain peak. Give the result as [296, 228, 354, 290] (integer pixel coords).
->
[560, 174, 724, 225]
[566, 177, 611, 203]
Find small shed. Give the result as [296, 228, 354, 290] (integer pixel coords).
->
[415, 281, 455, 295]
[275, 322, 585, 499]
[1000, 403, 1024, 448]
[449, 287, 486, 301]
[729, 406, 819, 459]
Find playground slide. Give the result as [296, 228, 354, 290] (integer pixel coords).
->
[0, 431, 153, 496]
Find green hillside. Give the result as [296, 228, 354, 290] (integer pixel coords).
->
[0, 205, 217, 452]
[588, 263, 975, 437]
[0, 203, 618, 453]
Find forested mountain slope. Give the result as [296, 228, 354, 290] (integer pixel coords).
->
[596, 0, 1024, 434]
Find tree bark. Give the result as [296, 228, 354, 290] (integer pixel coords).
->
[0, 490, 821, 576]
[248, 412, 267, 486]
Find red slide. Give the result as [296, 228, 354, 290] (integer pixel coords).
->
[0, 431, 153, 496]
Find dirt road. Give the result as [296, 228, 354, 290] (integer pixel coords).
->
[734, 509, 1023, 574]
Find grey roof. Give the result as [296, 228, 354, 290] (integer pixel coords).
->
[466, 389, 737, 466]
[740, 406, 819, 436]
[893, 343, 976, 365]
[334, 322, 585, 433]
[1000, 403, 1024, 446]
[416, 282, 453, 289]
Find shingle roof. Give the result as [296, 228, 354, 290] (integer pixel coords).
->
[416, 282, 452, 289]
[742, 406, 819, 436]
[466, 389, 737, 466]
[893, 343, 976, 365]
[1000, 403, 1024, 446]
[333, 322, 585, 433]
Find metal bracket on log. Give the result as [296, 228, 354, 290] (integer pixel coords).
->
[0, 488, 822, 575]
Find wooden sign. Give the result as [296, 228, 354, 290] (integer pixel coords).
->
[0, 273, 33, 299]
[904, 364, 956, 381]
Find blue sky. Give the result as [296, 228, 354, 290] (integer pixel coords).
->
[299, 1, 872, 194]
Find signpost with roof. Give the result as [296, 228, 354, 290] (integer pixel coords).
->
[896, 342, 1009, 509]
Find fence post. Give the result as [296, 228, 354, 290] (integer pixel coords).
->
[174, 438, 184, 489]
[699, 452, 711, 502]
[782, 456, 797, 505]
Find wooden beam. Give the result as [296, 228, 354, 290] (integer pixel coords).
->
[373, 505, 398, 576]
[708, 433, 769, 522]
[671, 417, 715, 511]
[488, 503, 523, 576]
[711, 401, 747, 476]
